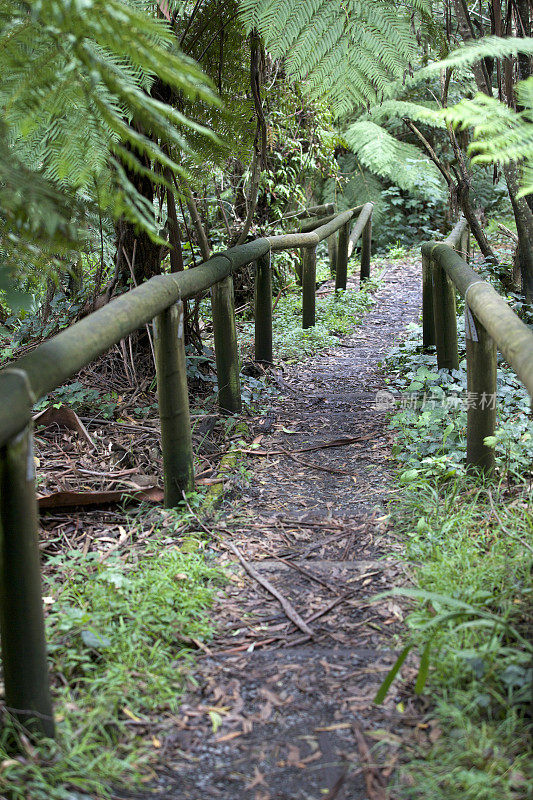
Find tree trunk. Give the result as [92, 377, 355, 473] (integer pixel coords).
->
[453, 0, 533, 299]
[115, 157, 162, 285]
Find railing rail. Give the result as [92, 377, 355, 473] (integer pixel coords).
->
[422, 218, 533, 472]
[0, 203, 373, 738]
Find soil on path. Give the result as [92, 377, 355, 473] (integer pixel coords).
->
[128, 258, 424, 800]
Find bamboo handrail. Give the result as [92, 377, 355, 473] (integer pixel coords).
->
[422, 217, 533, 472]
[0, 202, 374, 738]
[0, 207, 369, 446]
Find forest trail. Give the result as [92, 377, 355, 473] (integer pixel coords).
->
[129, 257, 423, 800]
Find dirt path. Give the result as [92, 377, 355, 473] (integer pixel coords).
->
[133, 258, 422, 799]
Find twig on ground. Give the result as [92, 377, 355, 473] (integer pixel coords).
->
[260, 550, 341, 595]
[236, 435, 371, 457]
[353, 725, 388, 800]
[223, 540, 315, 637]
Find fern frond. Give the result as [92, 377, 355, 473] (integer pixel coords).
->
[0, 0, 223, 278]
[344, 120, 446, 201]
[367, 100, 444, 129]
[442, 77, 533, 197]
[421, 35, 533, 75]
[238, 0, 432, 115]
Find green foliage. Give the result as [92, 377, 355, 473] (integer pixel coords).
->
[238, 0, 431, 116]
[240, 254, 380, 361]
[262, 101, 341, 220]
[443, 77, 533, 198]
[389, 479, 533, 800]
[383, 316, 533, 482]
[344, 120, 446, 202]
[422, 35, 533, 74]
[377, 296, 533, 799]
[0, 520, 224, 799]
[367, 99, 445, 129]
[0, 0, 221, 281]
[321, 156, 444, 252]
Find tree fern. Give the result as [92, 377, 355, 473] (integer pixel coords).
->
[0, 0, 221, 279]
[424, 36, 533, 199]
[238, 0, 431, 116]
[322, 156, 386, 228]
[442, 77, 533, 198]
[344, 120, 446, 201]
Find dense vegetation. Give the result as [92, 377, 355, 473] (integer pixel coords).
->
[0, 1, 531, 798]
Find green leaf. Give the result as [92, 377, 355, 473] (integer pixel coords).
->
[374, 644, 413, 704]
[414, 641, 431, 695]
[209, 711, 222, 733]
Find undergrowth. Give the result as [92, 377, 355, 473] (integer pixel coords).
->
[381, 317, 533, 800]
[1, 508, 224, 799]
[240, 252, 381, 362]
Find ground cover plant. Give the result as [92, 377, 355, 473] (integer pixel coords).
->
[0, 506, 224, 800]
[377, 247, 533, 800]
[239, 250, 382, 362]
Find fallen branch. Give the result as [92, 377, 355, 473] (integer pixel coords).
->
[237, 434, 371, 457]
[224, 541, 315, 637]
[261, 551, 341, 595]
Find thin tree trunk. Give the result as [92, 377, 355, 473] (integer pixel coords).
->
[453, 0, 533, 298]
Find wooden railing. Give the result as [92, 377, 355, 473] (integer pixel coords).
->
[422, 219, 533, 471]
[0, 203, 373, 738]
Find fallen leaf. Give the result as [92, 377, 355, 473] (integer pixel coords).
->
[34, 406, 95, 449]
[37, 486, 164, 509]
[215, 731, 242, 743]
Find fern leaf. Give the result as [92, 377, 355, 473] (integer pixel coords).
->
[345, 120, 446, 201]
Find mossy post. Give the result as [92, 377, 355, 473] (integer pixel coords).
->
[466, 307, 497, 472]
[432, 259, 459, 370]
[327, 234, 337, 278]
[0, 424, 55, 739]
[302, 245, 317, 329]
[154, 301, 195, 505]
[422, 252, 435, 351]
[335, 221, 350, 291]
[360, 216, 372, 282]
[254, 250, 273, 363]
[211, 275, 242, 414]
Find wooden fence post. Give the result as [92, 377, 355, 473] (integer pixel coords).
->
[465, 305, 497, 472]
[302, 245, 317, 329]
[360, 216, 372, 283]
[327, 234, 337, 278]
[254, 250, 273, 363]
[154, 301, 195, 505]
[422, 252, 435, 351]
[432, 261, 459, 370]
[211, 275, 242, 414]
[335, 221, 350, 291]
[0, 424, 55, 739]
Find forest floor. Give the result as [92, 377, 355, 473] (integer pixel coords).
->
[114, 257, 433, 800]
